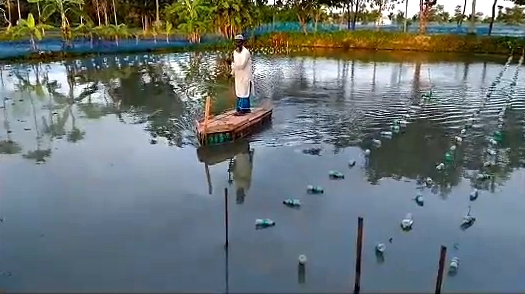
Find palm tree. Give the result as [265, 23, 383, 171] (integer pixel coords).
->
[404, 0, 409, 32]
[460, 0, 467, 26]
[469, 0, 477, 34]
[488, 0, 498, 35]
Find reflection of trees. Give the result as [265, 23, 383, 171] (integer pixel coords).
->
[363, 119, 462, 193]
[72, 52, 226, 147]
[0, 98, 22, 155]
[412, 62, 422, 99]
[23, 92, 51, 164]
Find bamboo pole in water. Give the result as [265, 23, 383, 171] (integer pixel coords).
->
[224, 187, 229, 248]
[435, 245, 447, 294]
[354, 217, 364, 294]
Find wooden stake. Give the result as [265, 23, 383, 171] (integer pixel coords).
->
[224, 187, 229, 249]
[435, 245, 447, 294]
[205, 163, 212, 195]
[203, 96, 211, 144]
[354, 217, 364, 294]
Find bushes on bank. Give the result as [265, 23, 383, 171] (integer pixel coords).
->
[251, 31, 525, 55]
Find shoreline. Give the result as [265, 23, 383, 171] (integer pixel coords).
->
[0, 31, 524, 63]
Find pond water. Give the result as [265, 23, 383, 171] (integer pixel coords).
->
[0, 50, 524, 292]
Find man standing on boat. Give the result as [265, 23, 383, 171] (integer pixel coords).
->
[230, 34, 253, 115]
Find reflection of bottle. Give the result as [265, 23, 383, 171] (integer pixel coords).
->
[232, 146, 254, 204]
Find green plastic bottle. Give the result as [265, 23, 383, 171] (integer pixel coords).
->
[493, 131, 503, 143]
[307, 185, 324, 194]
[329, 170, 344, 179]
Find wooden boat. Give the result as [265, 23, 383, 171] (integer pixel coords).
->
[196, 97, 272, 146]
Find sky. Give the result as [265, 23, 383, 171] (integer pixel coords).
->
[393, 0, 515, 19]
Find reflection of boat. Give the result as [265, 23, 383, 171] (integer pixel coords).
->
[197, 140, 250, 165]
[198, 139, 254, 198]
[196, 97, 272, 146]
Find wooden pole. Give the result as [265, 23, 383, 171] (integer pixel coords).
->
[224, 187, 229, 249]
[203, 96, 211, 144]
[435, 245, 447, 294]
[354, 217, 364, 294]
[205, 163, 212, 195]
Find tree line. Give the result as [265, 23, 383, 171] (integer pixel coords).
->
[0, 0, 524, 45]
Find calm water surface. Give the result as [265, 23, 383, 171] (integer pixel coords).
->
[0, 51, 524, 292]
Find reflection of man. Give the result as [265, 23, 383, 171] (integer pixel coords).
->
[230, 34, 252, 115]
[232, 146, 254, 204]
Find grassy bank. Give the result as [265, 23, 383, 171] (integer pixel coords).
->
[1, 30, 524, 64]
[251, 31, 525, 55]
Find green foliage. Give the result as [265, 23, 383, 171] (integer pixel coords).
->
[9, 13, 54, 50]
[252, 31, 525, 55]
[165, 0, 213, 43]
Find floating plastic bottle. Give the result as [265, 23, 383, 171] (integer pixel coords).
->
[469, 189, 479, 201]
[329, 170, 344, 179]
[493, 131, 503, 143]
[255, 218, 275, 228]
[460, 129, 466, 135]
[348, 160, 356, 167]
[444, 152, 453, 162]
[298, 254, 307, 265]
[450, 145, 457, 151]
[421, 90, 432, 99]
[400, 213, 414, 230]
[373, 139, 382, 147]
[380, 131, 392, 138]
[283, 199, 301, 207]
[460, 207, 476, 230]
[391, 125, 400, 133]
[483, 161, 494, 167]
[375, 243, 386, 253]
[307, 185, 324, 194]
[436, 163, 445, 170]
[425, 177, 433, 186]
[364, 149, 371, 156]
[448, 257, 460, 275]
[476, 173, 491, 181]
[455, 136, 463, 144]
[414, 194, 424, 206]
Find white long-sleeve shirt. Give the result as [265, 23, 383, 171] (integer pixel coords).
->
[231, 47, 252, 98]
[232, 152, 253, 192]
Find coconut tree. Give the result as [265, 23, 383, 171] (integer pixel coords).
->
[488, 0, 498, 35]
[469, 0, 477, 34]
[9, 13, 54, 51]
